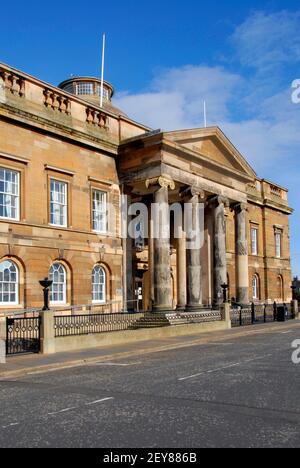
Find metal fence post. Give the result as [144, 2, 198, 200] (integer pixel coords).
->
[251, 302, 255, 324]
[273, 301, 277, 322]
[264, 304, 267, 323]
[239, 307, 243, 327]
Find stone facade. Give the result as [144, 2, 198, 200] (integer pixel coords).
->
[0, 63, 293, 313]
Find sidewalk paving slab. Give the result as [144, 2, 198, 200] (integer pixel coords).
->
[1, 320, 299, 379]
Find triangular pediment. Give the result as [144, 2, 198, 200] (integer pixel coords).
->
[165, 127, 257, 179]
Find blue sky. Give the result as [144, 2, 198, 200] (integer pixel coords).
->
[1, 0, 300, 275]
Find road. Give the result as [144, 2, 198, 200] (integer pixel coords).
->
[0, 322, 300, 448]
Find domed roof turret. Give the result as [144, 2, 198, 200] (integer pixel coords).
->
[58, 76, 127, 117]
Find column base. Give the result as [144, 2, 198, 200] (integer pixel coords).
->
[176, 305, 186, 312]
[152, 305, 174, 314]
[185, 305, 203, 313]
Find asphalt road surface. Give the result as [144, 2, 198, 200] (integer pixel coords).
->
[0, 323, 300, 448]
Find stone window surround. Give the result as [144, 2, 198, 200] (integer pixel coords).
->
[88, 176, 114, 237]
[45, 167, 74, 229]
[0, 154, 28, 223]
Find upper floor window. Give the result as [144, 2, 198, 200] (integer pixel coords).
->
[0, 168, 20, 221]
[96, 85, 109, 100]
[50, 179, 68, 227]
[76, 82, 94, 95]
[275, 231, 282, 258]
[0, 260, 18, 305]
[49, 262, 67, 305]
[92, 190, 107, 233]
[250, 227, 258, 256]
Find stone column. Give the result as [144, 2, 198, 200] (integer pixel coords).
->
[176, 228, 186, 310]
[212, 196, 229, 305]
[146, 175, 175, 313]
[235, 203, 249, 305]
[182, 187, 205, 312]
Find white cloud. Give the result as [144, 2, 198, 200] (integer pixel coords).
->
[231, 10, 300, 71]
[114, 65, 241, 130]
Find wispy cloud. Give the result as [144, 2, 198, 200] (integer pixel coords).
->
[231, 10, 300, 71]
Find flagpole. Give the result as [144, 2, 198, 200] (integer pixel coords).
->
[100, 33, 106, 108]
[203, 100, 207, 128]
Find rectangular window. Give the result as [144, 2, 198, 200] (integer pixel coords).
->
[76, 82, 94, 95]
[275, 232, 282, 258]
[92, 190, 107, 233]
[251, 228, 258, 256]
[0, 168, 20, 221]
[50, 179, 68, 227]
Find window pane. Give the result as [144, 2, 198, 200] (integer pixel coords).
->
[0, 168, 19, 220]
[50, 180, 67, 227]
[49, 263, 67, 304]
[92, 266, 106, 302]
[92, 190, 107, 232]
[0, 260, 19, 304]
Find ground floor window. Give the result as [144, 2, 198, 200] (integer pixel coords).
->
[92, 265, 106, 303]
[252, 274, 260, 300]
[49, 263, 67, 304]
[0, 260, 18, 305]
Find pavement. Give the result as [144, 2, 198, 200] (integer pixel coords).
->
[0, 320, 300, 448]
[1, 320, 299, 379]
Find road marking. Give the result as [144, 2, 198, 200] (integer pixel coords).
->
[88, 362, 141, 367]
[86, 397, 114, 406]
[48, 407, 76, 416]
[281, 331, 293, 334]
[179, 355, 271, 381]
[209, 343, 234, 346]
[2, 422, 19, 429]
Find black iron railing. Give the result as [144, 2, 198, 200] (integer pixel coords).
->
[231, 302, 296, 328]
[54, 312, 145, 337]
[6, 317, 41, 355]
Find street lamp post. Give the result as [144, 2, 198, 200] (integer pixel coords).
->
[39, 277, 53, 311]
[221, 283, 229, 304]
[291, 285, 297, 301]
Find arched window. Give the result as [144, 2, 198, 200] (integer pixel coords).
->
[92, 266, 106, 303]
[0, 260, 18, 305]
[49, 263, 66, 304]
[252, 274, 260, 301]
[277, 275, 284, 301]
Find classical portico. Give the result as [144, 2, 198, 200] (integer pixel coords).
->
[119, 126, 289, 312]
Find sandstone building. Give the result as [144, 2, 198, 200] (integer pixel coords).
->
[0, 62, 293, 313]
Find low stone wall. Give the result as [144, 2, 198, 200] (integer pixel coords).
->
[53, 320, 230, 354]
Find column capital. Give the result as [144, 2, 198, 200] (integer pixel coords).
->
[145, 174, 175, 191]
[234, 202, 248, 213]
[209, 195, 230, 208]
[180, 185, 206, 201]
